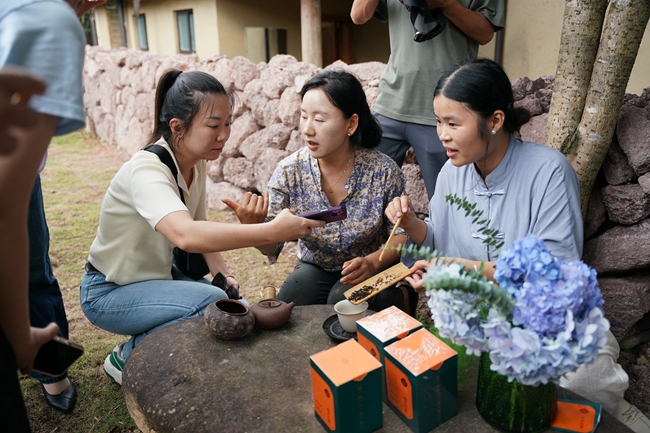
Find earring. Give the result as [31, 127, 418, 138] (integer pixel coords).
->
[491, 129, 496, 135]
[347, 132, 351, 137]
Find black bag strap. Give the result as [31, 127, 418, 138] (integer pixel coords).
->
[399, 0, 446, 42]
[143, 144, 186, 205]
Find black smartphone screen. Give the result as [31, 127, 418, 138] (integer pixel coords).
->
[33, 337, 84, 377]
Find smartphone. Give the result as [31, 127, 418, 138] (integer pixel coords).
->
[32, 336, 84, 377]
[299, 204, 347, 223]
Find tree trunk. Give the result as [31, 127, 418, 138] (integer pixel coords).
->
[572, 0, 650, 214]
[300, 0, 323, 67]
[546, 0, 608, 155]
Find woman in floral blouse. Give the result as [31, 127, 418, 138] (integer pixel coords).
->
[227, 70, 416, 314]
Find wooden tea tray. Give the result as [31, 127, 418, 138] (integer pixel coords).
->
[344, 262, 413, 305]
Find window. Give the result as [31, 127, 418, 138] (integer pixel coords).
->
[245, 27, 287, 63]
[176, 10, 196, 54]
[136, 14, 148, 51]
[105, 0, 127, 47]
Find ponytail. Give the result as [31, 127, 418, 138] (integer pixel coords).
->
[145, 69, 230, 151]
[148, 69, 183, 146]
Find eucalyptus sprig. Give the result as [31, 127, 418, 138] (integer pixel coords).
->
[445, 194, 504, 254]
[424, 264, 515, 319]
[386, 243, 515, 318]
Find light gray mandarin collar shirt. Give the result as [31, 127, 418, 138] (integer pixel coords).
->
[404, 136, 583, 266]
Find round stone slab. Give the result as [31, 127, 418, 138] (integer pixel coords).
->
[122, 304, 628, 433]
[122, 305, 392, 432]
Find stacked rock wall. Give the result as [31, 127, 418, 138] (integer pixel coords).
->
[83, 45, 650, 346]
[582, 89, 650, 343]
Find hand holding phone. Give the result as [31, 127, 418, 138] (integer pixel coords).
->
[299, 204, 347, 223]
[33, 336, 84, 377]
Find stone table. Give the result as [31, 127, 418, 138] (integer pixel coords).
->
[123, 305, 632, 433]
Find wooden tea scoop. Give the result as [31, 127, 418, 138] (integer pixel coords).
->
[379, 214, 403, 262]
[343, 262, 413, 305]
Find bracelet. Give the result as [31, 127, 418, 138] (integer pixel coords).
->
[225, 274, 236, 280]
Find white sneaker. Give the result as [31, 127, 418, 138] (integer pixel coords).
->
[613, 400, 650, 433]
[103, 343, 125, 385]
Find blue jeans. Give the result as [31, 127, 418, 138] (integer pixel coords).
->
[28, 176, 69, 385]
[80, 265, 241, 359]
[374, 113, 447, 200]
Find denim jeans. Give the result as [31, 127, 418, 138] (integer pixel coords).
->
[28, 176, 69, 385]
[80, 264, 240, 359]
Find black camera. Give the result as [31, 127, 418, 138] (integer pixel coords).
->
[399, 0, 446, 42]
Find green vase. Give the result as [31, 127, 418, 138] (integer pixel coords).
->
[476, 352, 557, 433]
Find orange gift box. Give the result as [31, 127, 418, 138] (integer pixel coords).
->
[310, 339, 383, 432]
[356, 306, 423, 402]
[384, 328, 458, 433]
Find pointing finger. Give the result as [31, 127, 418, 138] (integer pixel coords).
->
[221, 198, 239, 211]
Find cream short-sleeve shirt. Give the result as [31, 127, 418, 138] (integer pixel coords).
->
[88, 139, 207, 285]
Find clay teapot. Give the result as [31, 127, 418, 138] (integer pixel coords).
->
[204, 299, 255, 340]
[250, 286, 295, 330]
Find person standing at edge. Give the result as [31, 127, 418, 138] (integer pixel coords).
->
[0, 67, 59, 433]
[351, 0, 504, 199]
[0, 0, 107, 414]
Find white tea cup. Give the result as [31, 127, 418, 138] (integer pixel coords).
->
[334, 300, 369, 333]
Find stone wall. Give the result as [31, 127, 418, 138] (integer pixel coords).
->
[82, 45, 650, 346]
[581, 89, 650, 343]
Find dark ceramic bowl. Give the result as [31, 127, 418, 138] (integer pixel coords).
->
[204, 299, 255, 340]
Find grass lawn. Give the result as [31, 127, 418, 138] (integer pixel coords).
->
[21, 131, 474, 432]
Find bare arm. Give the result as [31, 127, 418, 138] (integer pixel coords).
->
[351, 0, 381, 24]
[156, 208, 324, 253]
[428, 0, 496, 45]
[405, 257, 496, 292]
[203, 251, 232, 277]
[439, 257, 497, 282]
[0, 69, 59, 373]
[202, 250, 243, 290]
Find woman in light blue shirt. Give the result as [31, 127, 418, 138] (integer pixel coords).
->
[386, 58, 645, 431]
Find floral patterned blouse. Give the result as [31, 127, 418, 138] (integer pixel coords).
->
[265, 147, 406, 272]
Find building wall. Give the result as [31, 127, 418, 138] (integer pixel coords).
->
[215, 0, 301, 61]
[92, 0, 649, 93]
[503, 0, 650, 95]
[95, 0, 220, 57]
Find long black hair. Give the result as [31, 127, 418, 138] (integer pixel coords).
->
[434, 58, 530, 142]
[300, 70, 382, 149]
[148, 69, 232, 151]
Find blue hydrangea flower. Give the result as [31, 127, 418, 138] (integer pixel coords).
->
[423, 235, 610, 386]
[495, 236, 560, 296]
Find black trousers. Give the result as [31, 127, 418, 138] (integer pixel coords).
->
[276, 260, 417, 316]
[0, 329, 32, 433]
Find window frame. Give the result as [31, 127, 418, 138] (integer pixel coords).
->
[176, 9, 196, 54]
[136, 13, 149, 51]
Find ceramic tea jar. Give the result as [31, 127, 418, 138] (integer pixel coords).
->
[250, 299, 295, 329]
[204, 299, 255, 340]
